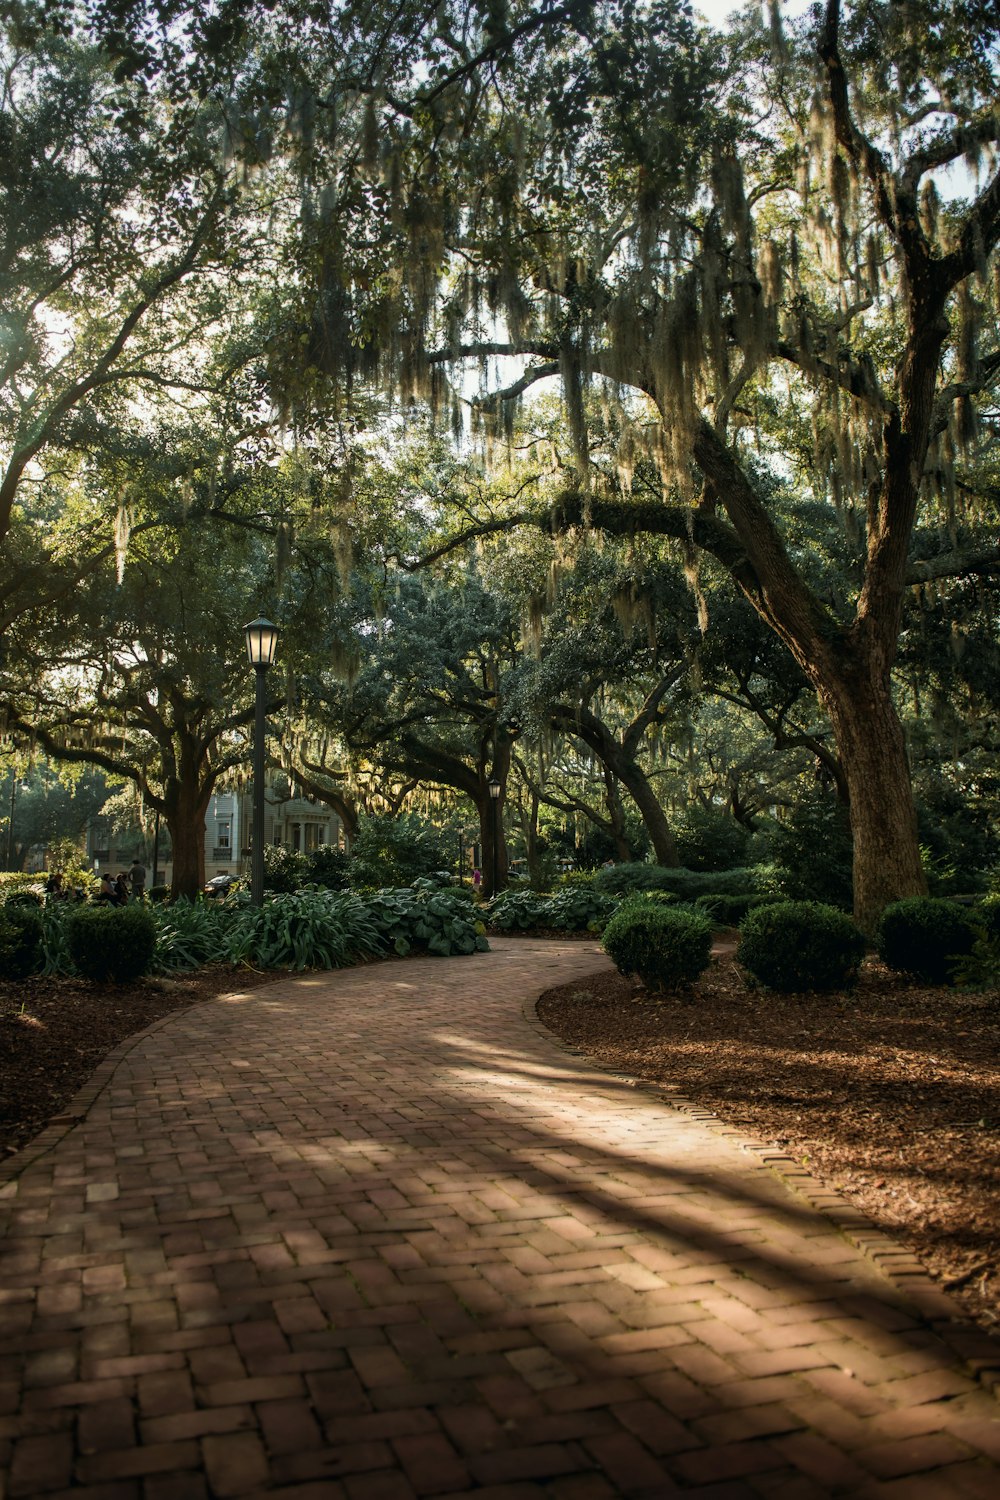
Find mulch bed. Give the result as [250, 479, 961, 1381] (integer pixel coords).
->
[538, 947, 1000, 1335]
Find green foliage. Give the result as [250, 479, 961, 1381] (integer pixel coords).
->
[151, 900, 230, 973]
[973, 895, 1000, 942]
[66, 905, 157, 984]
[149, 885, 170, 903]
[0, 903, 44, 979]
[38, 905, 74, 976]
[695, 892, 775, 926]
[306, 845, 351, 890]
[224, 890, 385, 972]
[263, 844, 309, 893]
[348, 813, 452, 890]
[486, 887, 616, 933]
[362, 886, 489, 957]
[601, 901, 713, 994]
[593, 863, 760, 900]
[554, 871, 597, 890]
[738, 902, 866, 993]
[674, 807, 750, 873]
[0, 874, 44, 901]
[763, 796, 854, 908]
[916, 784, 997, 893]
[949, 934, 1000, 993]
[875, 898, 977, 986]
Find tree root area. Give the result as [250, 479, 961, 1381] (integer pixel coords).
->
[538, 953, 1000, 1334]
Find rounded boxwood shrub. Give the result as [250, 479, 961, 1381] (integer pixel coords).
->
[67, 904, 157, 984]
[0, 904, 44, 979]
[738, 901, 866, 993]
[601, 900, 713, 994]
[875, 897, 977, 986]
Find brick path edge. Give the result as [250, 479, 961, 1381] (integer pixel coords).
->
[4, 951, 999, 1412]
[523, 990, 1000, 1404]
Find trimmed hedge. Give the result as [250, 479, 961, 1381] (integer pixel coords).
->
[0, 903, 44, 979]
[695, 892, 775, 926]
[738, 901, 866, 993]
[593, 863, 762, 901]
[602, 900, 713, 994]
[66, 904, 158, 984]
[875, 897, 977, 986]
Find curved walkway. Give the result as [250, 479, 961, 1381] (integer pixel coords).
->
[1, 938, 999, 1499]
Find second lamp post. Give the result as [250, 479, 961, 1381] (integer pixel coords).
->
[489, 776, 501, 897]
[244, 617, 281, 907]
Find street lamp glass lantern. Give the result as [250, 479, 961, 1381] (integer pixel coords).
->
[489, 778, 501, 800]
[244, 617, 281, 669]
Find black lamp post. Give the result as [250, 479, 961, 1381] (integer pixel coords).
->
[489, 777, 501, 897]
[244, 617, 281, 907]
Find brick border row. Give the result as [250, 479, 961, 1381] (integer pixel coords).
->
[523, 989, 1000, 1405]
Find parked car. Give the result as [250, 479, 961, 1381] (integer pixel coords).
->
[203, 874, 239, 898]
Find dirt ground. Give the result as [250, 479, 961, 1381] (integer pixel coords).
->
[538, 946, 1000, 1336]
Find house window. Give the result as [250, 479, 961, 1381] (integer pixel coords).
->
[217, 820, 231, 850]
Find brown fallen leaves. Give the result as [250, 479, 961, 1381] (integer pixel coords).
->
[538, 949, 1000, 1334]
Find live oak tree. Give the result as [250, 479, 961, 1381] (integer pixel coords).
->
[299, 569, 522, 897]
[0, 18, 257, 618]
[287, 0, 1000, 927]
[9, 512, 283, 898]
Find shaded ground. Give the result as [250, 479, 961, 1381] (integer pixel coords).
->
[4, 947, 999, 1344]
[0, 966, 283, 1158]
[538, 946, 1000, 1336]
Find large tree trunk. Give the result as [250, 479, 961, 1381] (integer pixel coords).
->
[165, 778, 211, 900]
[478, 793, 509, 898]
[818, 659, 926, 932]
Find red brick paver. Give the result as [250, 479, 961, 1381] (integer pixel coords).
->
[1, 937, 999, 1497]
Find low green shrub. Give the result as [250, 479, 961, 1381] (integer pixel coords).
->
[151, 899, 230, 973]
[950, 933, 1000, 992]
[0, 873, 44, 902]
[485, 889, 551, 931]
[875, 897, 977, 985]
[306, 845, 351, 891]
[543, 888, 617, 931]
[224, 890, 385, 971]
[363, 886, 489, 957]
[601, 901, 713, 994]
[973, 894, 1000, 942]
[149, 885, 169, 903]
[695, 892, 774, 926]
[486, 887, 616, 933]
[0, 903, 44, 979]
[262, 844, 309, 893]
[4, 888, 44, 908]
[66, 904, 158, 983]
[738, 901, 866, 992]
[593, 863, 761, 901]
[38, 905, 74, 976]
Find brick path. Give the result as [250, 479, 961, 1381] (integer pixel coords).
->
[1, 936, 999, 1499]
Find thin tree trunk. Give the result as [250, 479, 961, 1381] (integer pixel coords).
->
[602, 768, 633, 863]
